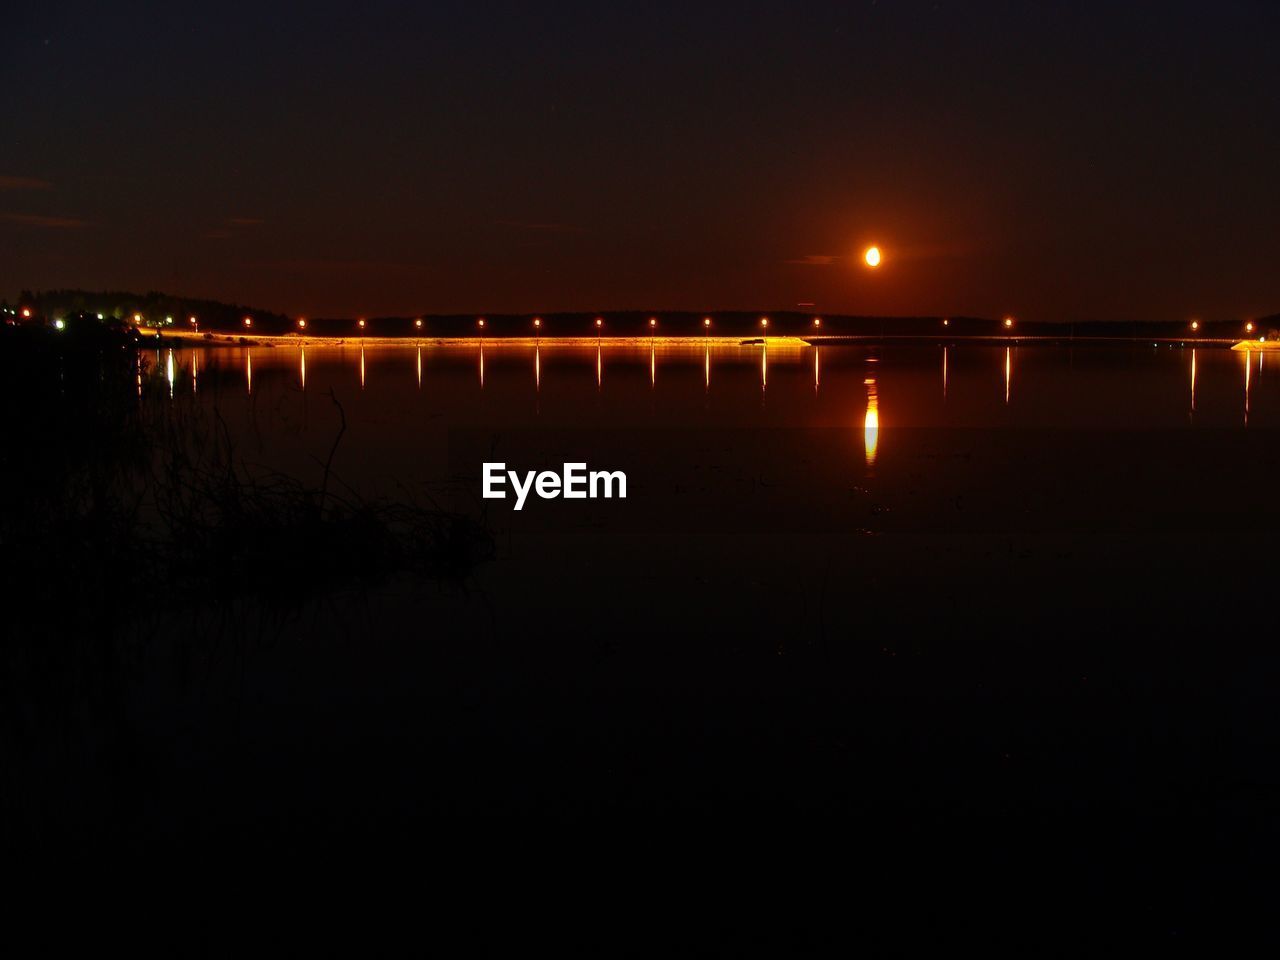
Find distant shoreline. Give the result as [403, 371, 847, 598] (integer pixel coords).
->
[11, 295, 1275, 344]
[138, 328, 1249, 349]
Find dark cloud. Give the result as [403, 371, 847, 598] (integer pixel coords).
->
[785, 254, 837, 266]
[0, 212, 87, 228]
[0, 176, 53, 191]
[254, 258, 430, 274]
[496, 219, 588, 234]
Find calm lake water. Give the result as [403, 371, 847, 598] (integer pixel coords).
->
[154, 339, 1277, 458]
[144, 340, 1278, 533]
[133, 337, 1280, 748]
[157, 339, 1278, 416]
[24, 340, 1280, 933]
[140, 338, 1280, 609]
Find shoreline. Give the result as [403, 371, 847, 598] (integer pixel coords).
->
[141, 331, 814, 348]
[137, 328, 1250, 349]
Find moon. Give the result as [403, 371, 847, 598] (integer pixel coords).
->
[864, 245, 882, 268]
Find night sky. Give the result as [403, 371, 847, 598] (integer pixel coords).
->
[4, 1, 1279, 321]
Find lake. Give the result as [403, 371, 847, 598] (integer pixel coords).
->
[143, 338, 1278, 653]
[150, 339, 1279, 540]
[17, 339, 1280, 938]
[155, 337, 1276, 476]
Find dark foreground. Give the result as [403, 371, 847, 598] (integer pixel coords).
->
[4, 330, 1279, 949]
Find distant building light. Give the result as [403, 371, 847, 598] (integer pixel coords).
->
[54, 318, 65, 331]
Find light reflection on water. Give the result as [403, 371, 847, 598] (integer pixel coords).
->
[148, 342, 1279, 435]
[1004, 346, 1012, 405]
[131, 340, 1280, 513]
[1244, 348, 1251, 424]
[864, 376, 879, 467]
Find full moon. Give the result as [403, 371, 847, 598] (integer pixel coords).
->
[864, 245, 882, 268]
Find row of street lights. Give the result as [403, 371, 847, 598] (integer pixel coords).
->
[121, 312, 1259, 338]
[274, 314, 827, 333]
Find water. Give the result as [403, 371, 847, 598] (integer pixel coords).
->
[140, 337, 1280, 651]
[19, 338, 1280, 923]
[156, 340, 1276, 470]
[148, 341, 1278, 537]
[158, 340, 1277, 434]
